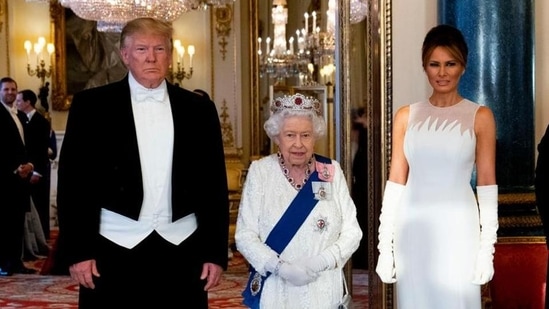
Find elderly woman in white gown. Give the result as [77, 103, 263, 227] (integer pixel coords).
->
[235, 93, 362, 309]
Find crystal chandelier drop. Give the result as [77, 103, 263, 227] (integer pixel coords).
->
[57, 0, 235, 32]
[206, 0, 235, 6]
[350, 0, 368, 24]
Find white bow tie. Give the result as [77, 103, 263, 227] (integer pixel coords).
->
[134, 87, 166, 103]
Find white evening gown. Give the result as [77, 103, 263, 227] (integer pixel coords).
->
[395, 99, 482, 309]
[235, 154, 362, 309]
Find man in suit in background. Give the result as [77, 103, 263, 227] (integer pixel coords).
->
[0, 77, 36, 276]
[56, 17, 229, 308]
[535, 123, 549, 309]
[16, 89, 52, 254]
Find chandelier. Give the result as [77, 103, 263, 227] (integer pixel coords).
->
[57, 0, 236, 32]
[258, 0, 336, 84]
[258, 0, 367, 84]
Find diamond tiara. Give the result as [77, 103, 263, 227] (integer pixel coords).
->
[270, 93, 322, 116]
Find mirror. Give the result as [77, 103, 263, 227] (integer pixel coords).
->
[250, 0, 393, 307]
[339, 0, 393, 307]
[251, 0, 336, 158]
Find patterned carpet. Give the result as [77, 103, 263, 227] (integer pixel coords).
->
[0, 248, 368, 308]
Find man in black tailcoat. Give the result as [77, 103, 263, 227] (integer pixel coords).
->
[55, 17, 229, 308]
[535, 123, 549, 309]
[0, 77, 36, 275]
[17, 89, 52, 245]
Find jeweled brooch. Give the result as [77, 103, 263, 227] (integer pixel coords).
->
[312, 182, 332, 200]
[250, 272, 262, 296]
[313, 215, 329, 232]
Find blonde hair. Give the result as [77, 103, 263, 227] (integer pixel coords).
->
[120, 17, 173, 50]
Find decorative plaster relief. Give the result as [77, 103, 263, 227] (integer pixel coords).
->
[214, 4, 233, 60]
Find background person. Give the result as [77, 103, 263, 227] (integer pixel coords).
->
[48, 128, 57, 162]
[350, 106, 368, 270]
[16, 89, 51, 259]
[235, 93, 362, 308]
[0, 77, 37, 276]
[375, 24, 498, 309]
[38, 82, 50, 113]
[56, 17, 229, 308]
[534, 123, 549, 309]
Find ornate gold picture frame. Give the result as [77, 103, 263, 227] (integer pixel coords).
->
[50, 2, 68, 111]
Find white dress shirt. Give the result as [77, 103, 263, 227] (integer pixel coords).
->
[26, 109, 36, 120]
[2, 102, 25, 143]
[99, 73, 197, 249]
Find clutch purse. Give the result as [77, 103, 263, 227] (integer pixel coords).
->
[241, 269, 265, 309]
[338, 294, 352, 309]
[337, 270, 352, 309]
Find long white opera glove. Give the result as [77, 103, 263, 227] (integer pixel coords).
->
[472, 185, 499, 285]
[375, 180, 405, 284]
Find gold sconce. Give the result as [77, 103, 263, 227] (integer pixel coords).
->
[319, 63, 335, 86]
[169, 39, 194, 86]
[24, 36, 54, 87]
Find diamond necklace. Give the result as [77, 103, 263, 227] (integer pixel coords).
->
[277, 152, 312, 190]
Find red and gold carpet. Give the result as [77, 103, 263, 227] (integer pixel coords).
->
[0, 250, 368, 308]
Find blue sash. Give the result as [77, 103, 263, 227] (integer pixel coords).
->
[242, 154, 331, 309]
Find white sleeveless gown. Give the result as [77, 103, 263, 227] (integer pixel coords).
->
[395, 99, 482, 309]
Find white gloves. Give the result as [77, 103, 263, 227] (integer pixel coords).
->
[266, 251, 336, 286]
[376, 252, 396, 284]
[375, 180, 405, 284]
[278, 262, 319, 286]
[472, 185, 499, 285]
[294, 251, 337, 273]
[265, 257, 318, 286]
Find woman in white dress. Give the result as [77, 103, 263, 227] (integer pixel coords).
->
[235, 93, 362, 309]
[375, 24, 498, 309]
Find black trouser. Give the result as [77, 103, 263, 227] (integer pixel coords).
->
[0, 203, 27, 271]
[78, 230, 208, 309]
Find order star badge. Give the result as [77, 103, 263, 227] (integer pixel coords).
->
[313, 215, 329, 233]
[312, 182, 332, 200]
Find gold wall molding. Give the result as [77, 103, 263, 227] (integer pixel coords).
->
[214, 4, 232, 60]
[0, 0, 4, 33]
[499, 215, 542, 229]
[220, 98, 236, 149]
[50, 2, 70, 111]
[0, 0, 8, 77]
[497, 236, 546, 244]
